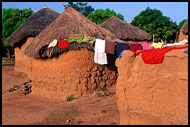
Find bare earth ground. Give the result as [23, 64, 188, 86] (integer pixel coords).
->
[2, 64, 120, 125]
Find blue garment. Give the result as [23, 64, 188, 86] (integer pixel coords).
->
[116, 42, 130, 58]
[184, 49, 188, 54]
[118, 50, 125, 59]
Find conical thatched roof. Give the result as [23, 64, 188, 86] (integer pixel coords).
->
[182, 20, 188, 35]
[99, 16, 152, 41]
[24, 5, 121, 58]
[4, 8, 60, 47]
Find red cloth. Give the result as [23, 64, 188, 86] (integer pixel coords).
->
[58, 40, 69, 49]
[134, 46, 188, 64]
[129, 43, 142, 52]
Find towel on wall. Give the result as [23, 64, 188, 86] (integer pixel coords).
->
[94, 38, 107, 65]
[116, 42, 130, 57]
[129, 43, 142, 52]
[135, 46, 188, 64]
[68, 32, 84, 44]
[58, 40, 69, 49]
[105, 40, 115, 54]
[142, 43, 152, 50]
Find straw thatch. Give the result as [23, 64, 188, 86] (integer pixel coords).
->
[99, 16, 152, 41]
[4, 8, 60, 47]
[182, 20, 188, 35]
[24, 5, 122, 58]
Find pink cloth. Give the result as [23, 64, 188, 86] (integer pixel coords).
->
[142, 43, 152, 50]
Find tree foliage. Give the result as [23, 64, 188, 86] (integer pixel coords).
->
[131, 7, 179, 43]
[2, 8, 34, 48]
[67, 2, 94, 16]
[178, 19, 187, 29]
[87, 8, 124, 25]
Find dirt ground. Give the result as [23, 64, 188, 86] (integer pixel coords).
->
[2, 64, 120, 125]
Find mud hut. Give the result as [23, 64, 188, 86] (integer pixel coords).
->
[99, 16, 152, 43]
[24, 5, 122, 100]
[4, 7, 60, 78]
[178, 20, 188, 41]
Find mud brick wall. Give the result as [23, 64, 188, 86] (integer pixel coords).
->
[31, 48, 117, 100]
[116, 49, 188, 125]
[14, 37, 33, 79]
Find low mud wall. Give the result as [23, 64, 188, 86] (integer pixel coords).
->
[14, 37, 34, 79]
[116, 49, 188, 125]
[178, 29, 188, 42]
[31, 48, 117, 100]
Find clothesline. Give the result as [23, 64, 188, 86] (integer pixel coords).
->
[42, 32, 188, 64]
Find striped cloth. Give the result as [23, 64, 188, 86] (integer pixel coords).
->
[83, 34, 96, 45]
[68, 32, 84, 44]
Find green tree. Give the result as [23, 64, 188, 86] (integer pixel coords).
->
[178, 19, 187, 29]
[67, 2, 94, 16]
[87, 8, 124, 25]
[2, 8, 34, 48]
[131, 7, 178, 43]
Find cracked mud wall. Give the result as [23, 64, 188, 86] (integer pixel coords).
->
[116, 49, 188, 125]
[30, 48, 118, 100]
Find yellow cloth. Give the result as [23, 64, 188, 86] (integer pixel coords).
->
[150, 43, 164, 49]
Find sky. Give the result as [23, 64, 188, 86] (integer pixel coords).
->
[2, 2, 188, 25]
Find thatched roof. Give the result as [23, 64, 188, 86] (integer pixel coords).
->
[182, 20, 188, 35]
[24, 5, 121, 58]
[99, 16, 152, 41]
[4, 8, 60, 47]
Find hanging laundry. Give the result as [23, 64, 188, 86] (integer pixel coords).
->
[82, 34, 96, 45]
[58, 39, 69, 49]
[130, 43, 142, 52]
[94, 38, 107, 65]
[116, 42, 130, 58]
[184, 49, 188, 54]
[149, 42, 164, 49]
[142, 43, 152, 50]
[48, 39, 58, 48]
[118, 50, 125, 59]
[94, 52, 107, 65]
[163, 39, 188, 47]
[134, 46, 188, 64]
[105, 40, 115, 54]
[68, 32, 84, 44]
[47, 39, 58, 57]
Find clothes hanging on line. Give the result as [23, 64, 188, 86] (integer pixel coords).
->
[116, 42, 130, 58]
[58, 39, 69, 49]
[68, 32, 84, 44]
[129, 43, 142, 52]
[48, 39, 58, 48]
[163, 39, 188, 47]
[118, 50, 125, 59]
[184, 49, 188, 54]
[94, 38, 107, 65]
[105, 40, 115, 54]
[149, 42, 165, 49]
[142, 43, 152, 50]
[134, 46, 188, 64]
